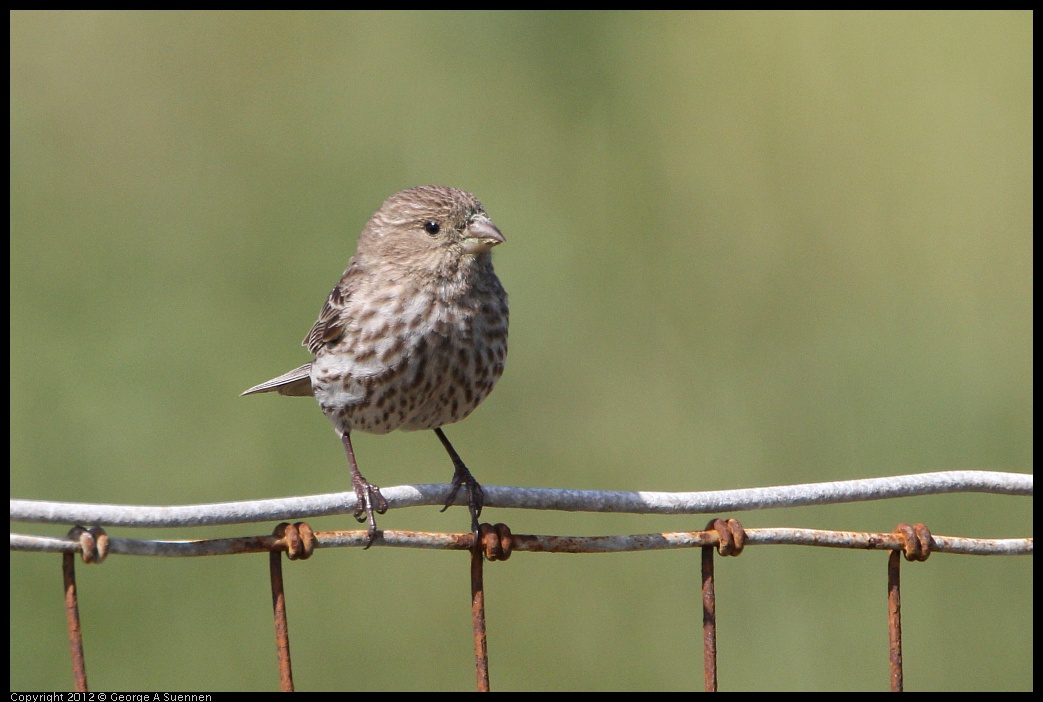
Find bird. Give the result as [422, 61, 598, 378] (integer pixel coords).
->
[242, 185, 508, 547]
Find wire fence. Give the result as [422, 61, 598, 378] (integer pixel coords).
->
[10, 470, 1033, 691]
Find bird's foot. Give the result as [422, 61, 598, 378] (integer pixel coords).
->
[351, 475, 388, 549]
[441, 464, 484, 537]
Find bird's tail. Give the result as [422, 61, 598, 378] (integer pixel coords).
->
[241, 363, 315, 397]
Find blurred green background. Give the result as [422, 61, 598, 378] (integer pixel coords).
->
[10, 11, 1032, 691]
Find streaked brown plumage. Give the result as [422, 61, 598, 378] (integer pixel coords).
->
[243, 185, 508, 546]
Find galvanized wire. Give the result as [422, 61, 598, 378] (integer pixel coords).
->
[8, 470, 1033, 527]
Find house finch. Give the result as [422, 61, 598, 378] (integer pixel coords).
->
[243, 185, 508, 547]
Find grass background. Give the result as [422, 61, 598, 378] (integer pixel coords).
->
[10, 11, 1032, 691]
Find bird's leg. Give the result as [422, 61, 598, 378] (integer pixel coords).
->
[341, 432, 388, 549]
[434, 427, 484, 536]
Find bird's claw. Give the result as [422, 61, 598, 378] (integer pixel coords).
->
[351, 479, 388, 549]
[441, 466, 484, 537]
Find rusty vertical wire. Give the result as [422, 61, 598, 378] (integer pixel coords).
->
[888, 549, 903, 692]
[888, 523, 931, 693]
[701, 518, 744, 692]
[267, 522, 314, 692]
[269, 548, 295, 692]
[470, 523, 512, 692]
[471, 537, 490, 692]
[701, 543, 718, 692]
[62, 552, 89, 692]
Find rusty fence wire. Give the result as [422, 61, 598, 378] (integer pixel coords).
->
[10, 470, 1033, 692]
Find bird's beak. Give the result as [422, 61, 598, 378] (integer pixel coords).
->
[461, 218, 505, 254]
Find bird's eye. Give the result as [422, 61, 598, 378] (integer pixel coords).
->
[423, 221, 441, 236]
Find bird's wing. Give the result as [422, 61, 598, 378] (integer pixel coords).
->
[303, 262, 361, 354]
